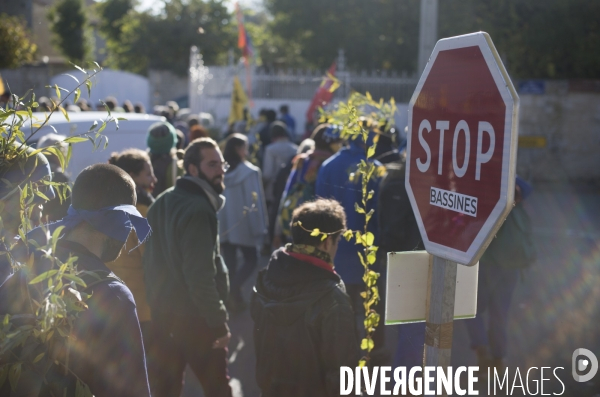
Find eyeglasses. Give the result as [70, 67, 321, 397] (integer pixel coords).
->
[206, 160, 230, 172]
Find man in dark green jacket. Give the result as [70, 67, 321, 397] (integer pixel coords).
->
[143, 138, 232, 397]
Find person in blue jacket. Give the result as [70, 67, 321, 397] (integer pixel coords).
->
[315, 130, 383, 333]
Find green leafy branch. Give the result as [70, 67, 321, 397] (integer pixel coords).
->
[320, 91, 396, 367]
[0, 63, 118, 396]
[293, 220, 345, 242]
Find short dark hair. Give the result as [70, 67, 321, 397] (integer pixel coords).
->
[183, 137, 219, 174]
[265, 109, 277, 123]
[108, 148, 151, 176]
[291, 199, 346, 246]
[280, 105, 289, 113]
[122, 100, 134, 113]
[104, 96, 117, 111]
[187, 116, 200, 128]
[71, 164, 136, 210]
[223, 133, 247, 171]
[270, 121, 289, 140]
[134, 103, 145, 113]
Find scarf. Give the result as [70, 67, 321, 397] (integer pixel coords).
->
[182, 175, 226, 211]
[43, 205, 151, 250]
[285, 243, 335, 273]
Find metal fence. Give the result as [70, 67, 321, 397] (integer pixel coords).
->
[189, 47, 419, 111]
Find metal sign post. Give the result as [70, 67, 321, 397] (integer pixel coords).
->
[424, 256, 457, 369]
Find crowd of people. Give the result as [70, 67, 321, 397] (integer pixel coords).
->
[0, 97, 535, 397]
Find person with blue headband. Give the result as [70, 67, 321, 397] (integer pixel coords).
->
[0, 163, 152, 396]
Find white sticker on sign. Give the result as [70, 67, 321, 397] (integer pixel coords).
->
[430, 187, 478, 217]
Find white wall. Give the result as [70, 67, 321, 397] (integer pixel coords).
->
[50, 69, 150, 111]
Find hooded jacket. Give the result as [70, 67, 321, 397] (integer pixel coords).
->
[219, 161, 268, 247]
[251, 247, 360, 397]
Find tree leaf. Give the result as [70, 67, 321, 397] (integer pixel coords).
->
[35, 190, 50, 201]
[354, 202, 365, 214]
[367, 251, 377, 265]
[72, 64, 87, 74]
[354, 231, 362, 245]
[59, 106, 70, 123]
[343, 230, 354, 242]
[63, 136, 88, 143]
[29, 269, 58, 284]
[67, 143, 72, 165]
[367, 145, 375, 159]
[364, 232, 374, 246]
[365, 209, 374, 224]
[63, 73, 80, 84]
[88, 120, 98, 132]
[360, 338, 374, 352]
[85, 80, 92, 97]
[32, 352, 45, 363]
[74, 88, 81, 104]
[8, 363, 21, 391]
[310, 228, 321, 237]
[357, 251, 367, 269]
[63, 273, 87, 288]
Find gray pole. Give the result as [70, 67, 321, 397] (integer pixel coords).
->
[424, 255, 457, 394]
[417, 0, 439, 74]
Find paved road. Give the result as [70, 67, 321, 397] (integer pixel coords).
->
[183, 182, 600, 397]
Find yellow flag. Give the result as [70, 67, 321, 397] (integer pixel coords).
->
[228, 76, 248, 125]
[0, 73, 5, 95]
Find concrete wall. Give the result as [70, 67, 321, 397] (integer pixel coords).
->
[517, 81, 600, 183]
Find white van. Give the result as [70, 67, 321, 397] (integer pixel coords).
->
[24, 112, 165, 179]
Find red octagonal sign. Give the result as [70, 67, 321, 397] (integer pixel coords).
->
[406, 32, 519, 266]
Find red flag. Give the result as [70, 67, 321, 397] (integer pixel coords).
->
[235, 2, 254, 106]
[235, 3, 253, 63]
[306, 62, 337, 124]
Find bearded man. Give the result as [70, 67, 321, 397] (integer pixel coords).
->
[143, 137, 232, 397]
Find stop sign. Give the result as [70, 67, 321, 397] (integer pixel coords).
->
[406, 32, 519, 266]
